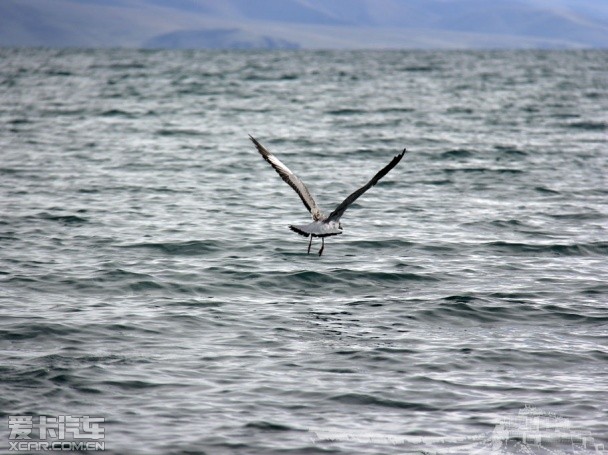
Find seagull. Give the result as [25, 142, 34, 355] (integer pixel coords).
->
[250, 135, 406, 256]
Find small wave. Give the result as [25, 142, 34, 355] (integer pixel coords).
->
[488, 291, 538, 302]
[325, 108, 366, 116]
[418, 299, 506, 324]
[166, 298, 222, 308]
[585, 91, 601, 99]
[0, 321, 72, 341]
[420, 179, 454, 186]
[98, 269, 152, 280]
[582, 283, 608, 295]
[443, 167, 523, 174]
[41, 108, 86, 116]
[279, 73, 298, 80]
[66, 272, 211, 295]
[443, 294, 477, 303]
[534, 186, 560, 195]
[280, 270, 343, 285]
[539, 305, 590, 321]
[342, 270, 439, 282]
[440, 149, 474, 159]
[37, 213, 88, 224]
[244, 421, 298, 432]
[488, 219, 525, 228]
[348, 268, 436, 282]
[120, 240, 222, 255]
[565, 121, 607, 131]
[0, 167, 22, 175]
[330, 393, 435, 410]
[100, 109, 137, 118]
[349, 239, 415, 249]
[8, 118, 31, 125]
[414, 295, 542, 323]
[546, 211, 605, 220]
[155, 128, 201, 137]
[40, 353, 126, 366]
[400, 65, 437, 72]
[101, 379, 163, 390]
[118, 280, 164, 292]
[45, 70, 72, 76]
[421, 292, 607, 325]
[417, 243, 460, 253]
[494, 145, 528, 157]
[446, 106, 475, 114]
[229, 106, 272, 113]
[374, 107, 415, 114]
[533, 304, 608, 323]
[92, 62, 146, 70]
[88, 269, 168, 292]
[249, 268, 439, 291]
[485, 241, 608, 256]
[243, 72, 299, 82]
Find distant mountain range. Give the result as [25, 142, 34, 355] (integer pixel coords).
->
[1, 0, 607, 49]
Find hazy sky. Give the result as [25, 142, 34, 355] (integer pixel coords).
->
[1, 0, 607, 49]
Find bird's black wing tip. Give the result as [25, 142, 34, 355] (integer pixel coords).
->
[249, 135, 267, 153]
[392, 148, 406, 162]
[289, 225, 310, 237]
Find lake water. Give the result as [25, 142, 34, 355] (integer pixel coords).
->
[1, 48, 607, 454]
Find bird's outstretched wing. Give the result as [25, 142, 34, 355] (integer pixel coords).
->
[326, 149, 406, 222]
[250, 135, 323, 221]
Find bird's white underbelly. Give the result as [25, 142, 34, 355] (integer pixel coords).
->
[289, 220, 342, 237]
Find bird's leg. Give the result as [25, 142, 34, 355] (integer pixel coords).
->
[318, 237, 325, 256]
[307, 235, 313, 254]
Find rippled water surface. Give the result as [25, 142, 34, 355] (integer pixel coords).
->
[1, 49, 607, 454]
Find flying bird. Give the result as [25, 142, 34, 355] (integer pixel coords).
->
[250, 135, 406, 256]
